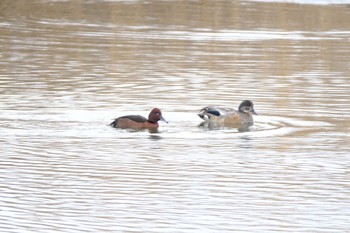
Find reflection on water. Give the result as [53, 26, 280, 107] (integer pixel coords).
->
[1, 0, 350, 232]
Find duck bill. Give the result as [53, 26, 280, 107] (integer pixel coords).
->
[252, 109, 258, 115]
[160, 116, 168, 123]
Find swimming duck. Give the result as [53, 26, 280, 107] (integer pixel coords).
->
[110, 108, 167, 130]
[198, 100, 257, 129]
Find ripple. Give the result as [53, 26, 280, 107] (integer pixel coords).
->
[248, 0, 350, 5]
[161, 112, 333, 139]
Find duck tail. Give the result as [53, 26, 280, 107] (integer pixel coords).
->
[198, 108, 211, 121]
[110, 118, 118, 128]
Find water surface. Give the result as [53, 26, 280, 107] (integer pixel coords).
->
[1, 0, 350, 232]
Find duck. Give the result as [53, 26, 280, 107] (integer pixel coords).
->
[110, 108, 167, 130]
[198, 100, 257, 129]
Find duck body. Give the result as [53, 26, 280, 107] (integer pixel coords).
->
[111, 115, 159, 129]
[198, 100, 257, 129]
[110, 108, 167, 130]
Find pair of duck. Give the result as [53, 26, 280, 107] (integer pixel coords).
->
[110, 100, 257, 130]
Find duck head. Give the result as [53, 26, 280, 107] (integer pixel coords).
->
[238, 100, 257, 115]
[148, 108, 168, 123]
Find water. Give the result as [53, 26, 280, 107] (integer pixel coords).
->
[1, 0, 350, 232]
